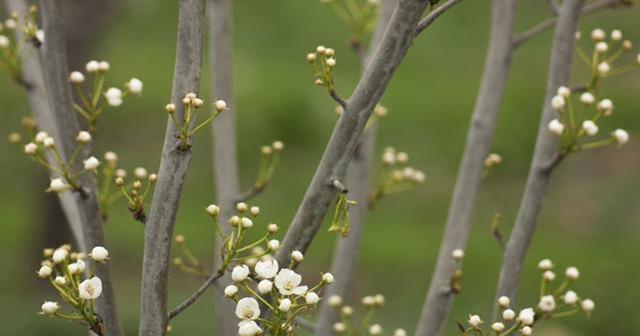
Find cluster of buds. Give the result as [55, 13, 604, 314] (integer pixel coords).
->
[327, 293, 407, 336]
[307, 45, 339, 94]
[462, 259, 594, 336]
[0, 10, 43, 86]
[370, 147, 426, 206]
[166, 93, 226, 151]
[69, 60, 143, 131]
[548, 85, 629, 154]
[575, 28, 640, 85]
[251, 141, 285, 194]
[318, 0, 380, 48]
[449, 249, 465, 294]
[18, 130, 99, 194]
[114, 166, 157, 223]
[225, 249, 333, 336]
[37, 245, 111, 335]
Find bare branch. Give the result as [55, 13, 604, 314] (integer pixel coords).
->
[208, 0, 240, 333]
[235, 184, 268, 203]
[512, 0, 631, 49]
[416, 0, 466, 35]
[414, 1, 518, 335]
[138, 1, 206, 335]
[38, 1, 123, 334]
[168, 270, 225, 320]
[275, 0, 430, 266]
[494, 0, 585, 313]
[548, 0, 561, 15]
[313, 1, 395, 335]
[329, 89, 348, 108]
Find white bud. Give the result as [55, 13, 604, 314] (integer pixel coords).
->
[105, 87, 123, 107]
[224, 284, 238, 297]
[326, 58, 336, 67]
[206, 204, 220, 216]
[305, 292, 320, 305]
[611, 29, 622, 41]
[581, 298, 595, 312]
[236, 202, 248, 212]
[564, 290, 579, 305]
[597, 61, 610, 76]
[231, 265, 250, 282]
[538, 295, 556, 312]
[502, 309, 515, 321]
[369, 324, 382, 335]
[86, 60, 100, 73]
[267, 223, 278, 233]
[612, 129, 629, 145]
[76, 131, 92, 143]
[393, 329, 407, 336]
[580, 92, 595, 105]
[98, 61, 110, 72]
[241, 217, 253, 228]
[83, 156, 100, 171]
[328, 295, 343, 307]
[543, 270, 556, 282]
[316, 45, 326, 53]
[551, 95, 565, 110]
[582, 120, 598, 136]
[267, 239, 280, 251]
[595, 41, 608, 53]
[467, 314, 483, 327]
[134, 167, 148, 179]
[521, 326, 533, 336]
[557, 86, 571, 98]
[250, 206, 260, 216]
[565, 266, 580, 280]
[24, 143, 38, 155]
[54, 276, 66, 285]
[451, 249, 464, 260]
[0, 35, 9, 48]
[538, 259, 553, 271]
[333, 322, 346, 333]
[48, 178, 69, 193]
[491, 322, 505, 332]
[52, 248, 68, 263]
[291, 250, 304, 262]
[91, 246, 109, 261]
[498, 296, 510, 308]
[591, 28, 605, 41]
[127, 78, 143, 94]
[215, 99, 227, 112]
[41, 301, 60, 315]
[278, 298, 292, 312]
[43, 137, 55, 148]
[597, 99, 613, 115]
[322, 272, 334, 284]
[37, 265, 52, 278]
[548, 119, 565, 135]
[69, 71, 85, 84]
[257, 279, 273, 294]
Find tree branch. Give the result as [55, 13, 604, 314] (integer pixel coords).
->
[4, 0, 86, 250]
[168, 270, 225, 320]
[416, 0, 466, 35]
[138, 1, 206, 335]
[548, 0, 561, 15]
[512, 0, 631, 49]
[313, 1, 395, 335]
[208, 0, 240, 334]
[274, 0, 430, 267]
[38, 1, 123, 335]
[414, 1, 518, 335]
[494, 0, 585, 313]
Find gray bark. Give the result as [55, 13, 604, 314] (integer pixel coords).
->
[208, 0, 240, 334]
[275, 0, 430, 266]
[5, 0, 85, 249]
[138, 0, 206, 335]
[312, 1, 395, 335]
[494, 0, 584, 310]
[38, 0, 123, 334]
[414, 1, 517, 335]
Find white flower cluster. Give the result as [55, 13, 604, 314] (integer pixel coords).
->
[20, 130, 100, 194]
[371, 147, 426, 205]
[37, 245, 110, 334]
[0, 9, 44, 82]
[326, 293, 406, 336]
[166, 92, 226, 151]
[112, 162, 158, 223]
[463, 258, 595, 336]
[69, 60, 143, 130]
[225, 250, 333, 335]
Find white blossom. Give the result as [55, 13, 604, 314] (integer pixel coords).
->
[235, 297, 260, 320]
[274, 268, 307, 296]
[502, 309, 516, 321]
[254, 259, 279, 279]
[215, 100, 227, 112]
[595, 41, 608, 53]
[98, 61, 110, 72]
[41, 301, 60, 315]
[538, 259, 554, 271]
[43, 137, 55, 148]
[126, 78, 143, 94]
[68, 260, 86, 275]
[551, 95, 565, 110]
[291, 250, 304, 262]
[491, 322, 505, 332]
[580, 92, 595, 105]
[76, 131, 92, 143]
[91, 246, 109, 261]
[591, 28, 605, 41]
[543, 270, 556, 281]
[611, 29, 622, 41]
[451, 249, 464, 260]
[86, 60, 99, 73]
[24, 143, 38, 154]
[498, 296, 510, 308]
[232, 265, 250, 282]
[79, 277, 103, 299]
[250, 206, 260, 216]
[241, 217, 253, 229]
[322, 272, 335, 284]
[597, 99, 613, 115]
[521, 326, 533, 336]
[267, 223, 278, 233]
[597, 61, 610, 76]
[581, 298, 595, 312]
[369, 324, 382, 335]
[206, 204, 220, 216]
[49, 178, 70, 193]
[326, 58, 336, 67]
[557, 86, 571, 98]
[35, 131, 48, 143]
[54, 276, 66, 285]
[267, 239, 280, 251]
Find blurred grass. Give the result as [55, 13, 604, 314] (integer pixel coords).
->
[1, 0, 639, 334]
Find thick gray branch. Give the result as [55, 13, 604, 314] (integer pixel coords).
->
[4, 0, 85, 250]
[138, 1, 206, 335]
[275, 0, 430, 266]
[38, 1, 123, 335]
[313, 2, 396, 335]
[208, 0, 240, 334]
[414, 1, 518, 335]
[494, 0, 584, 312]
[512, 0, 629, 49]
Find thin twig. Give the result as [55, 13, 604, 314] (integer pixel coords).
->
[416, 0, 466, 35]
[329, 89, 347, 108]
[235, 184, 268, 203]
[512, 0, 632, 49]
[168, 270, 225, 319]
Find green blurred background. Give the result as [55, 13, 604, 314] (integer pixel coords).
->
[1, 0, 639, 334]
